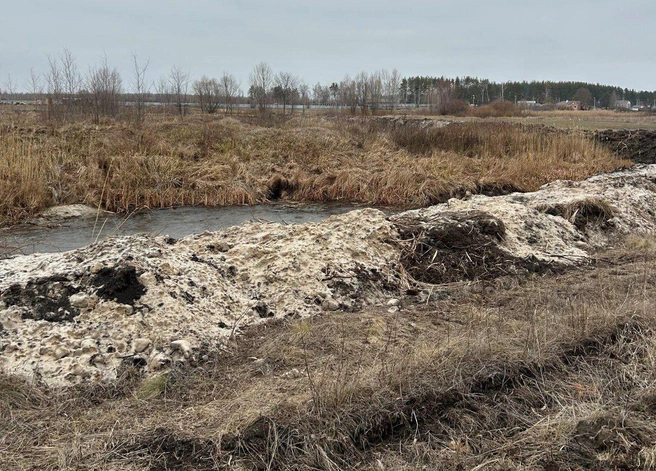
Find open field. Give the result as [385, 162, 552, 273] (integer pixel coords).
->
[0, 110, 631, 225]
[404, 109, 656, 131]
[506, 110, 656, 131]
[3, 237, 656, 470]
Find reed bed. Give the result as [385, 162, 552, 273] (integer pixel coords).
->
[0, 114, 629, 224]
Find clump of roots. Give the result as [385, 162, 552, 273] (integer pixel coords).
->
[393, 210, 529, 284]
[536, 198, 615, 231]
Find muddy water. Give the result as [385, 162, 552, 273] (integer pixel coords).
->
[0, 204, 367, 257]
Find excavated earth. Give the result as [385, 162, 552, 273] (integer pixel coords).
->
[591, 129, 656, 164]
[2, 165, 656, 386]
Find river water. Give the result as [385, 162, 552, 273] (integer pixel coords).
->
[0, 203, 367, 258]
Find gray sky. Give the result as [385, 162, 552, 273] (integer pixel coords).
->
[2, 0, 655, 93]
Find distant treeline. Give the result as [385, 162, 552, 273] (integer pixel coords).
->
[2, 48, 654, 123]
[400, 76, 655, 108]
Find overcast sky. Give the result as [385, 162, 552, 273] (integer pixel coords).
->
[2, 0, 655, 93]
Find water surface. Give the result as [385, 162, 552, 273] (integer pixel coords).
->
[0, 203, 366, 257]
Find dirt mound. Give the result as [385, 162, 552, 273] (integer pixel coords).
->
[591, 129, 656, 163]
[3, 166, 656, 385]
[395, 210, 532, 283]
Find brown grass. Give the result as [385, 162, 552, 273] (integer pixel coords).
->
[3, 238, 656, 469]
[0, 113, 630, 225]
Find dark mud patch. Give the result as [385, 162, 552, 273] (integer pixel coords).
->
[591, 129, 656, 164]
[1, 275, 80, 322]
[91, 266, 145, 305]
[476, 181, 524, 197]
[266, 175, 299, 200]
[394, 210, 553, 284]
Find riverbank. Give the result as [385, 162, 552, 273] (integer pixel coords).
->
[3, 164, 656, 469]
[0, 113, 629, 225]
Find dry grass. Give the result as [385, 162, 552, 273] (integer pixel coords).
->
[510, 109, 656, 131]
[0, 112, 629, 225]
[3, 238, 656, 469]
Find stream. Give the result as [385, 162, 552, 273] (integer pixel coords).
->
[0, 203, 367, 258]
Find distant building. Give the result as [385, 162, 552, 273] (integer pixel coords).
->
[517, 100, 537, 109]
[615, 100, 631, 110]
[556, 100, 583, 111]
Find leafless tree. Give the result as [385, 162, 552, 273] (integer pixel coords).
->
[382, 69, 401, 110]
[313, 83, 330, 107]
[26, 68, 44, 102]
[368, 71, 383, 115]
[299, 83, 310, 113]
[44, 55, 64, 120]
[86, 54, 123, 123]
[329, 82, 339, 107]
[339, 76, 358, 115]
[130, 53, 150, 125]
[219, 72, 240, 114]
[45, 55, 62, 96]
[249, 62, 273, 112]
[425, 79, 455, 113]
[355, 71, 369, 114]
[273, 71, 298, 114]
[193, 76, 221, 114]
[61, 48, 82, 97]
[154, 74, 172, 112]
[169, 66, 190, 116]
[3, 74, 16, 99]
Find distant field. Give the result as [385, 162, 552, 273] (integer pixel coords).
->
[505, 110, 656, 131]
[394, 109, 656, 131]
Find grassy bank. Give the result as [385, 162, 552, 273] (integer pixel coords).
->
[3, 237, 656, 470]
[0, 112, 629, 225]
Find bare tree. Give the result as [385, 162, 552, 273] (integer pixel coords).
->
[86, 54, 123, 123]
[313, 83, 330, 107]
[339, 76, 358, 115]
[131, 53, 150, 125]
[3, 74, 16, 100]
[61, 48, 82, 97]
[425, 79, 456, 114]
[273, 71, 298, 115]
[329, 82, 339, 107]
[355, 71, 369, 114]
[193, 76, 221, 114]
[382, 69, 401, 110]
[299, 83, 310, 113]
[219, 72, 240, 114]
[26, 68, 44, 102]
[249, 62, 273, 112]
[154, 74, 172, 113]
[44, 55, 63, 120]
[368, 71, 383, 115]
[169, 66, 190, 116]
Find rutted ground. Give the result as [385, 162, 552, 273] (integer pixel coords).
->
[2, 165, 656, 386]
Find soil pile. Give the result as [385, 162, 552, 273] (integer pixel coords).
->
[592, 129, 656, 163]
[2, 165, 656, 385]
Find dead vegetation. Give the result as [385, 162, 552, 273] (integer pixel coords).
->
[394, 210, 535, 283]
[3, 236, 656, 470]
[0, 113, 629, 225]
[535, 198, 616, 231]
